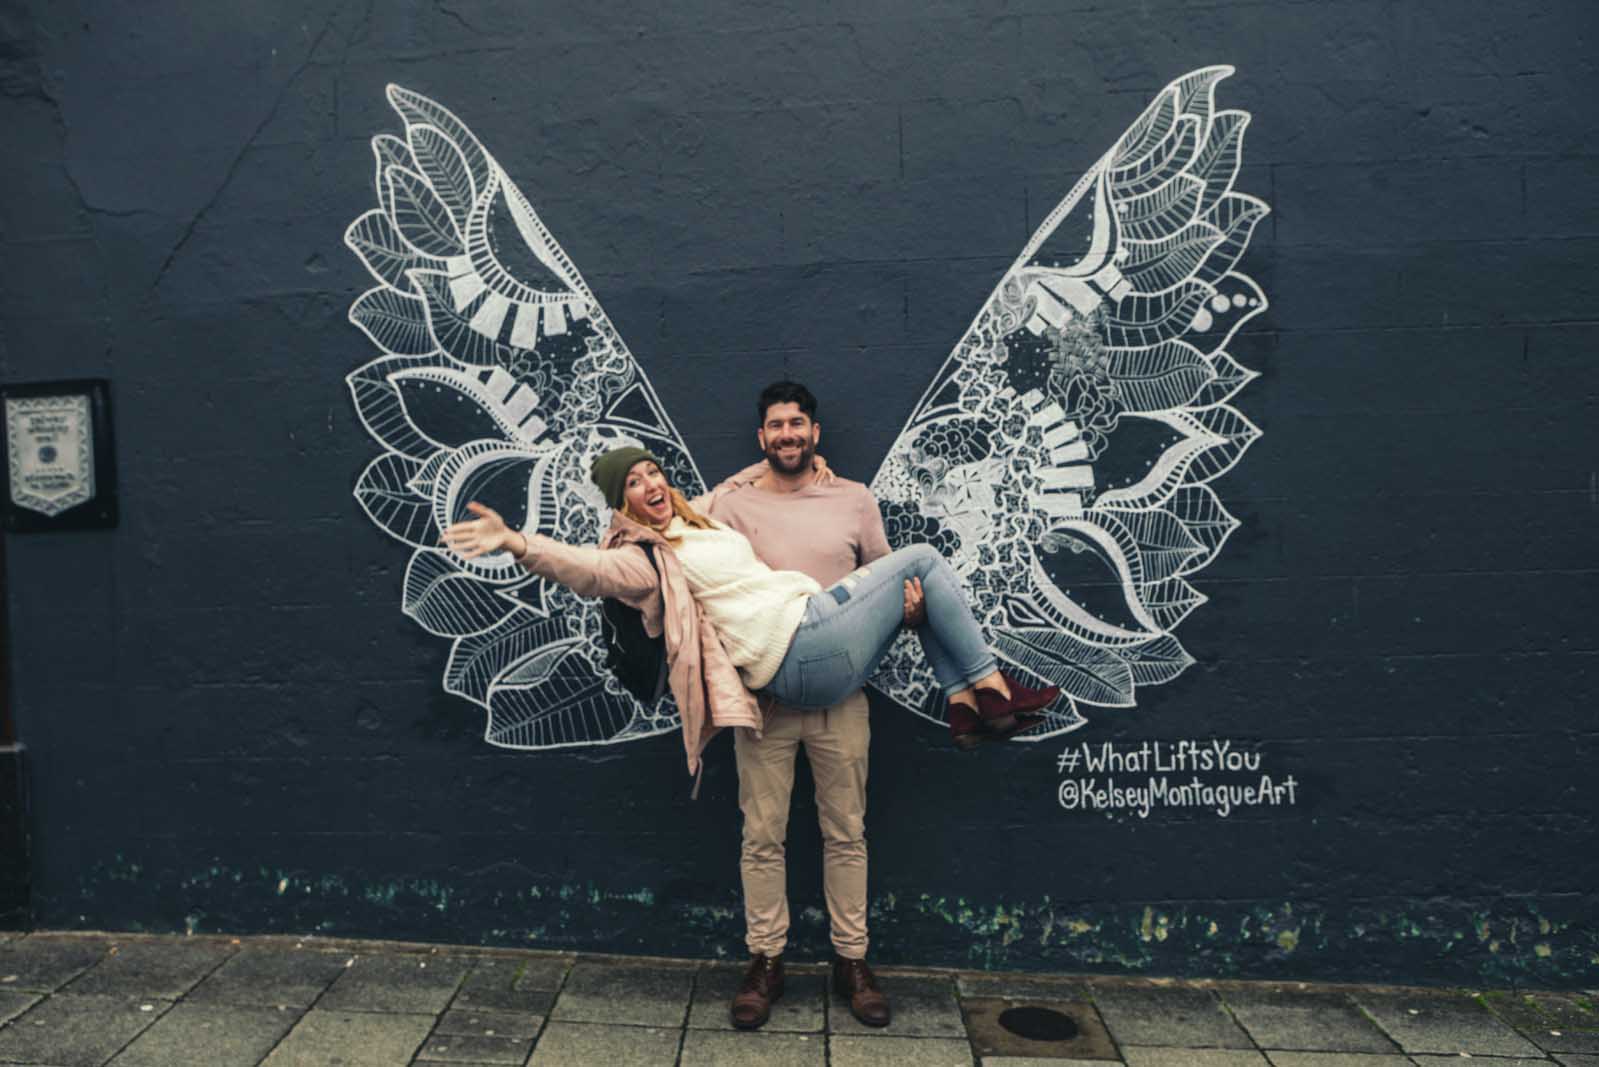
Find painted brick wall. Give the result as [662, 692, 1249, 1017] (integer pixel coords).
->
[1, 1, 1595, 984]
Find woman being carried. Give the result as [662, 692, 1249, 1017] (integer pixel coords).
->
[441, 446, 1058, 776]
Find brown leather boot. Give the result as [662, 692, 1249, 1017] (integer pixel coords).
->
[832, 955, 891, 1027]
[730, 953, 784, 1030]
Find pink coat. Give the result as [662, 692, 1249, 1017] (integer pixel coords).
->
[514, 500, 763, 778]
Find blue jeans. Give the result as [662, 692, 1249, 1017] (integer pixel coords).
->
[763, 544, 998, 709]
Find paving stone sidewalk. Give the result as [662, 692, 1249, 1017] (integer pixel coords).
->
[0, 930, 1592, 1066]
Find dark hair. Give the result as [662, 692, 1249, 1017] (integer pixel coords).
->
[756, 381, 818, 425]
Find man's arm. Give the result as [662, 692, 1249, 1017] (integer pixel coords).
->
[857, 486, 924, 625]
[857, 486, 892, 565]
[691, 456, 835, 515]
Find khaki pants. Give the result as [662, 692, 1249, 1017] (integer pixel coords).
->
[734, 690, 870, 959]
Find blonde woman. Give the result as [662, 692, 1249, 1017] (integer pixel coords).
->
[442, 446, 1057, 777]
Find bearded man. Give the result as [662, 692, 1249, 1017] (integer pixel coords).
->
[704, 381, 924, 1030]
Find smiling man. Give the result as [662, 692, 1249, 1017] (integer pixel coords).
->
[705, 381, 909, 1031]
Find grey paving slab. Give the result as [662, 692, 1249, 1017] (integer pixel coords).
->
[830, 1034, 975, 1067]
[414, 1030, 535, 1064]
[446, 954, 574, 1017]
[457, 953, 569, 1004]
[829, 974, 965, 1038]
[958, 973, 1095, 1001]
[187, 946, 351, 1008]
[1090, 985, 1252, 1049]
[65, 939, 235, 999]
[1123, 1049, 1269, 1067]
[687, 964, 825, 1033]
[1355, 989, 1545, 1057]
[453, 981, 557, 1014]
[1264, 1054, 1414, 1067]
[1557, 1056, 1599, 1066]
[0, 987, 42, 1023]
[979, 1058, 1130, 1067]
[1547, 1033, 1599, 1054]
[0, 938, 111, 993]
[1220, 989, 1398, 1053]
[526, 1020, 682, 1066]
[106, 1002, 300, 1067]
[549, 960, 694, 1027]
[516, 956, 574, 991]
[317, 952, 473, 1014]
[1483, 990, 1599, 1053]
[261, 1008, 436, 1066]
[436, 1005, 544, 1040]
[0, 993, 171, 1067]
[680, 1028, 824, 1067]
[1411, 1057, 1551, 1066]
[458, 957, 533, 993]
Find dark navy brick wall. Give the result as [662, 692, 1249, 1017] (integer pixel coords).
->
[2, 2, 1596, 984]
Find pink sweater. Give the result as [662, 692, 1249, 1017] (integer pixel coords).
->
[707, 476, 891, 585]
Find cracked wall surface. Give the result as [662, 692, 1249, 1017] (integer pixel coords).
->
[0, 0, 1596, 986]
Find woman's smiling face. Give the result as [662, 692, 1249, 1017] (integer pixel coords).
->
[622, 460, 674, 526]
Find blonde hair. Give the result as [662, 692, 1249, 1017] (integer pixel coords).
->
[625, 486, 715, 535]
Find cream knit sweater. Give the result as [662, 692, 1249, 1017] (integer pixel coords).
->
[665, 518, 821, 689]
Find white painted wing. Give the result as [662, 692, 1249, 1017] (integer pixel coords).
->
[868, 66, 1268, 738]
[345, 86, 704, 750]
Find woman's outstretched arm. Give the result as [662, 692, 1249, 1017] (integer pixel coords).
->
[441, 502, 657, 602]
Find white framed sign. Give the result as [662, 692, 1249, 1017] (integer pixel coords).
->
[0, 379, 116, 532]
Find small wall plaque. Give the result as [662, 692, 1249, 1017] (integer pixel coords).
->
[1, 379, 116, 532]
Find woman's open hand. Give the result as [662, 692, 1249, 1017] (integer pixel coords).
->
[440, 502, 526, 559]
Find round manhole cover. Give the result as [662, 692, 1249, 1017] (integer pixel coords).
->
[998, 1005, 1080, 1041]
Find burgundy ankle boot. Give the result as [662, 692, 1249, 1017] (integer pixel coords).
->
[975, 672, 1060, 734]
[949, 703, 984, 750]
[953, 700, 1045, 747]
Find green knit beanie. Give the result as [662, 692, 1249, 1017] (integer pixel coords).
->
[590, 446, 663, 510]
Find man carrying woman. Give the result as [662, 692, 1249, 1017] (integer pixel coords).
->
[441, 381, 1056, 1030]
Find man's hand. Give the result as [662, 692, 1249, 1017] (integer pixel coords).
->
[902, 577, 925, 627]
[741, 454, 838, 492]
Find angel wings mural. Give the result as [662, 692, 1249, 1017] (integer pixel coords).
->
[344, 66, 1267, 750]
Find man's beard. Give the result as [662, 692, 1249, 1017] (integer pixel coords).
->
[764, 437, 815, 475]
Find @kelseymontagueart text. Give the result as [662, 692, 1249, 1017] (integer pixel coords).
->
[1055, 739, 1299, 819]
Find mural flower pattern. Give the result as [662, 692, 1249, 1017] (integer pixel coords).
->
[344, 66, 1267, 749]
[868, 66, 1267, 735]
[345, 86, 704, 750]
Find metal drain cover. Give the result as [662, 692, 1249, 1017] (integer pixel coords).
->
[999, 1004, 1080, 1041]
[963, 997, 1118, 1060]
